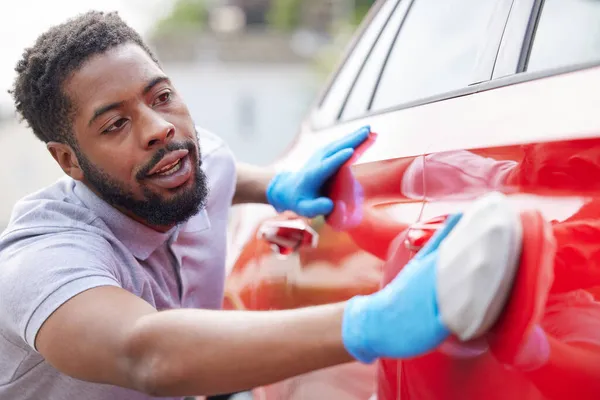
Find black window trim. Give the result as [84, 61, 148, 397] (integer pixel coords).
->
[313, 0, 391, 110]
[514, 0, 600, 74]
[367, 0, 513, 113]
[495, 0, 600, 78]
[309, 0, 600, 133]
[310, 0, 513, 132]
[475, 0, 516, 84]
[312, 60, 600, 132]
[492, 0, 536, 79]
[337, 0, 407, 121]
[516, 0, 544, 72]
[365, 0, 416, 112]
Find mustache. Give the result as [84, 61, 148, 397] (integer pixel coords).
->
[136, 140, 198, 180]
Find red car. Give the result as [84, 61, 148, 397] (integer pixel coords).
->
[225, 0, 600, 399]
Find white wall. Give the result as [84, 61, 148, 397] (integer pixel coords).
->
[164, 61, 319, 165]
[0, 120, 64, 227]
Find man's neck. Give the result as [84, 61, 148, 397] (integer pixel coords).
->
[82, 181, 175, 233]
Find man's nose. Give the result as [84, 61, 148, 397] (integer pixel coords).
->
[141, 112, 175, 148]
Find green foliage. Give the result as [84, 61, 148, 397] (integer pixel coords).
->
[266, 0, 375, 32]
[311, 1, 376, 81]
[352, 0, 376, 26]
[266, 0, 302, 32]
[153, 0, 208, 34]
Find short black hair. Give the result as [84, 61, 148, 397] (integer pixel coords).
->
[10, 10, 159, 144]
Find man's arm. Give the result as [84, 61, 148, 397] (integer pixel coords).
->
[36, 286, 352, 397]
[35, 213, 469, 398]
[232, 162, 275, 205]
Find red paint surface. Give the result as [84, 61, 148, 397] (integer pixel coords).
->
[224, 32, 600, 400]
[376, 139, 600, 400]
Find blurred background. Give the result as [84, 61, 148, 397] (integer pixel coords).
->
[0, 0, 374, 230]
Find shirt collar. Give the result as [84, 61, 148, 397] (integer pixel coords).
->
[73, 180, 210, 260]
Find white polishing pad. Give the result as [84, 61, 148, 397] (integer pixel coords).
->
[436, 192, 523, 341]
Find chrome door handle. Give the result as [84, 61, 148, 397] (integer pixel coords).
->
[257, 219, 319, 257]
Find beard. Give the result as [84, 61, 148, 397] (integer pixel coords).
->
[75, 134, 209, 227]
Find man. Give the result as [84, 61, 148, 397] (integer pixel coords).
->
[0, 11, 475, 400]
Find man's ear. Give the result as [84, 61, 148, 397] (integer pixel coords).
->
[47, 142, 85, 181]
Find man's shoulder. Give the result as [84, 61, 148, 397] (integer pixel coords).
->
[197, 126, 235, 164]
[0, 182, 116, 292]
[1, 177, 101, 243]
[197, 126, 228, 153]
[197, 126, 237, 192]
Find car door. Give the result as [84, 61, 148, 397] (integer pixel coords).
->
[225, 0, 512, 399]
[393, 1, 600, 399]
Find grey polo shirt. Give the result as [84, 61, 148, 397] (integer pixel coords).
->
[0, 128, 237, 399]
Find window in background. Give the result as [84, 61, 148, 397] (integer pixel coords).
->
[341, 0, 410, 121]
[371, 0, 500, 112]
[527, 0, 600, 73]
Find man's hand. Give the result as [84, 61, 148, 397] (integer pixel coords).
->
[342, 213, 463, 363]
[266, 126, 370, 218]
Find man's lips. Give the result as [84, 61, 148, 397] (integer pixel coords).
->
[146, 149, 189, 176]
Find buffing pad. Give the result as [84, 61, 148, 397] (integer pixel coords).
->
[436, 192, 523, 341]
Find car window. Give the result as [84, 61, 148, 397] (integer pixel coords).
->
[312, 0, 398, 128]
[340, 0, 411, 121]
[527, 0, 600, 73]
[371, 0, 501, 112]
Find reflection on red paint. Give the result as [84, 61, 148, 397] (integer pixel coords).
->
[327, 140, 419, 261]
[404, 215, 448, 252]
[227, 130, 600, 400]
[377, 138, 600, 400]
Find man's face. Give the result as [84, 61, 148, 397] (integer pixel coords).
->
[63, 43, 208, 228]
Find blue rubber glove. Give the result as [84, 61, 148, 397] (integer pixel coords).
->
[342, 213, 463, 363]
[266, 126, 370, 218]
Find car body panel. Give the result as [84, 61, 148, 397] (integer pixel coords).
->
[379, 144, 600, 399]
[224, 0, 600, 398]
[225, 73, 600, 400]
[375, 66, 600, 399]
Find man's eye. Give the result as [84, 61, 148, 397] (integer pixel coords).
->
[103, 118, 128, 133]
[153, 91, 172, 106]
